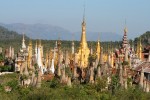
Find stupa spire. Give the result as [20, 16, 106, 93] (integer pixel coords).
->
[137, 37, 142, 60]
[77, 3, 90, 68]
[22, 33, 26, 49]
[96, 34, 101, 60]
[81, 1, 87, 44]
[71, 33, 75, 54]
[139, 37, 142, 60]
[122, 20, 128, 49]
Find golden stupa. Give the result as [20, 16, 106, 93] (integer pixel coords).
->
[77, 16, 90, 68]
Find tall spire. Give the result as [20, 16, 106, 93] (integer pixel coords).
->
[124, 19, 128, 35]
[28, 39, 32, 68]
[139, 37, 142, 60]
[72, 41, 75, 54]
[81, 2, 87, 45]
[22, 33, 26, 49]
[100, 47, 104, 65]
[137, 37, 142, 60]
[96, 33, 101, 60]
[77, 2, 90, 68]
[122, 20, 128, 49]
[71, 33, 75, 54]
[83, 1, 85, 22]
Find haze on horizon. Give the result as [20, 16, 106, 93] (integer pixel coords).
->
[0, 0, 150, 39]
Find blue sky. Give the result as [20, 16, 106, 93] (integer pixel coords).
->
[0, 0, 150, 39]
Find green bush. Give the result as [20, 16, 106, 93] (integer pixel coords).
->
[49, 78, 60, 88]
[0, 65, 11, 72]
[6, 79, 18, 90]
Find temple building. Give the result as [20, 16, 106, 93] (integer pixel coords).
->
[122, 27, 129, 49]
[77, 16, 90, 68]
[15, 34, 28, 72]
[35, 40, 46, 74]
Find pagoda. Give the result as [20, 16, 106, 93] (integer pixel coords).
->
[77, 9, 90, 68]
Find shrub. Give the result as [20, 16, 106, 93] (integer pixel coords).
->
[6, 79, 18, 90]
[49, 78, 60, 88]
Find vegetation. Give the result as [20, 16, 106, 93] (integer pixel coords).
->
[0, 26, 22, 40]
[0, 53, 4, 61]
[0, 65, 12, 72]
[134, 31, 150, 47]
[0, 73, 150, 100]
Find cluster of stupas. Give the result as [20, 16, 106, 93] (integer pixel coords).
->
[13, 14, 150, 90]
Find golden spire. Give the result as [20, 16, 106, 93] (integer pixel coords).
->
[96, 33, 101, 60]
[136, 37, 142, 60]
[81, 1, 87, 44]
[83, 1, 85, 23]
[124, 19, 128, 34]
[28, 39, 32, 68]
[139, 37, 142, 60]
[77, 3, 90, 68]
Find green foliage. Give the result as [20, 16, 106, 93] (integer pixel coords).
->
[114, 86, 144, 100]
[0, 53, 4, 61]
[140, 31, 150, 45]
[111, 75, 120, 94]
[6, 79, 18, 90]
[0, 84, 4, 92]
[0, 26, 28, 40]
[49, 78, 60, 88]
[1, 73, 150, 100]
[65, 67, 72, 77]
[95, 77, 107, 92]
[0, 65, 11, 72]
[134, 31, 150, 48]
[21, 74, 28, 80]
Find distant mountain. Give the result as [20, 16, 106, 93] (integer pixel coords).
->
[0, 23, 71, 40]
[0, 23, 122, 41]
[0, 26, 28, 40]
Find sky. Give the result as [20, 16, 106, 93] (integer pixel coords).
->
[0, 0, 150, 39]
